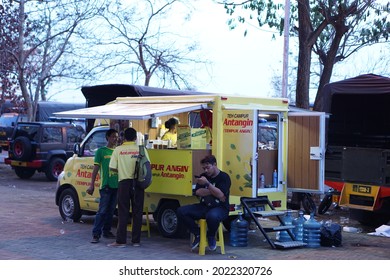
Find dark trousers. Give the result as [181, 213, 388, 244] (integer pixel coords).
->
[92, 186, 118, 237]
[177, 203, 228, 238]
[116, 179, 145, 244]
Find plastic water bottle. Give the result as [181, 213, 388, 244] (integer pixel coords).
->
[259, 173, 265, 189]
[278, 210, 294, 242]
[293, 210, 306, 241]
[303, 212, 321, 248]
[229, 212, 249, 247]
[273, 169, 278, 187]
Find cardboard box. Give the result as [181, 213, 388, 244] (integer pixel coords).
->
[177, 125, 207, 149]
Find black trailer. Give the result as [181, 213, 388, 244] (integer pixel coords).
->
[320, 74, 390, 226]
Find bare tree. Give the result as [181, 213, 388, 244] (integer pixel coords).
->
[97, 0, 207, 89]
[1, 0, 103, 121]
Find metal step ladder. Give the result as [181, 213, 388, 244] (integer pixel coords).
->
[240, 196, 306, 249]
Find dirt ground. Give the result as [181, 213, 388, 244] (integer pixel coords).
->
[0, 156, 390, 260]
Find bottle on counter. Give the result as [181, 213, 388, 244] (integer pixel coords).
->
[273, 169, 278, 187]
[259, 173, 265, 189]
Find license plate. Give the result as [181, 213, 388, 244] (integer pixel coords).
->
[352, 184, 371, 194]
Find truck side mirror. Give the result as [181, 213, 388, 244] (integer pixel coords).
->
[73, 143, 80, 155]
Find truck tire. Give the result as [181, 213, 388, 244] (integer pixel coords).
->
[12, 136, 32, 161]
[14, 166, 35, 179]
[59, 188, 82, 222]
[156, 200, 186, 238]
[45, 157, 65, 181]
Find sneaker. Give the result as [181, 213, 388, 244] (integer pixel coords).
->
[90, 235, 100, 243]
[107, 242, 126, 248]
[208, 237, 217, 251]
[132, 243, 141, 247]
[103, 232, 116, 239]
[191, 235, 200, 250]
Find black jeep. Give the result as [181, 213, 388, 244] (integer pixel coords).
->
[5, 122, 84, 181]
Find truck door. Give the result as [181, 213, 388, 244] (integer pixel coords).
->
[221, 109, 285, 198]
[220, 109, 258, 198]
[287, 111, 326, 193]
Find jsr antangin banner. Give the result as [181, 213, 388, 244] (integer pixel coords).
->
[147, 149, 194, 196]
[222, 110, 254, 197]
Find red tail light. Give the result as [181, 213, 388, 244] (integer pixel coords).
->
[228, 204, 236, 212]
[271, 200, 281, 208]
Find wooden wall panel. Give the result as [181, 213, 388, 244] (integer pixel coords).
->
[288, 116, 320, 191]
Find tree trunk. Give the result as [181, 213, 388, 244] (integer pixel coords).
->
[313, 21, 348, 112]
[17, 0, 33, 121]
[295, 0, 312, 109]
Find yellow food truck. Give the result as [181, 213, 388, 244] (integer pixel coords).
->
[54, 85, 325, 238]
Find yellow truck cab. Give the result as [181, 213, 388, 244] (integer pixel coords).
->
[55, 86, 325, 238]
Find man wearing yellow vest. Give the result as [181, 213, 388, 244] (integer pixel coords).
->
[108, 127, 149, 248]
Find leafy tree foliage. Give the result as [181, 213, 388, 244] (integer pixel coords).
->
[0, 0, 21, 107]
[223, 0, 390, 110]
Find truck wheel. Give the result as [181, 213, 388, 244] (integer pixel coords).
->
[45, 157, 65, 181]
[14, 167, 35, 179]
[156, 201, 186, 238]
[59, 188, 82, 222]
[318, 193, 332, 215]
[12, 136, 32, 161]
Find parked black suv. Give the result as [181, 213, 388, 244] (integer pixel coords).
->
[5, 122, 85, 181]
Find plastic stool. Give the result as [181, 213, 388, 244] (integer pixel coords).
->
[127, 207, 150, 237]
[194, 219, 225, 255]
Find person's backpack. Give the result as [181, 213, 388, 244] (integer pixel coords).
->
[134, 145, 152, 190]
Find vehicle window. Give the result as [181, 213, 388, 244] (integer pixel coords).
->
[257, 114, 279, 189]
[41, 127, 62, 143]
[259, 125, 277, 146]
[15, 125, 40, 141]
[67, 126, 84, 143]
[83, 130, 107, 156]
[0, 115, 18, 126]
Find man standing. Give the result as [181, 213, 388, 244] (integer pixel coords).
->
[177, 155, 231, 251]
[108, 127, 149, 247]
[86, 129, 119, 243]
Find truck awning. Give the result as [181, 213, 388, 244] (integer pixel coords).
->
[54, 102, 210, 120]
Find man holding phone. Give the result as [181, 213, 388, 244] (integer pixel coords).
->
[177, 155, 231, 251]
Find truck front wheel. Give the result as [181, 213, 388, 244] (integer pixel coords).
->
[156, 201, 186, 238]
[59, 188, 82, 222]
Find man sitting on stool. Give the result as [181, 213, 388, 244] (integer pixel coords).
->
[177, 155, 231, 251]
